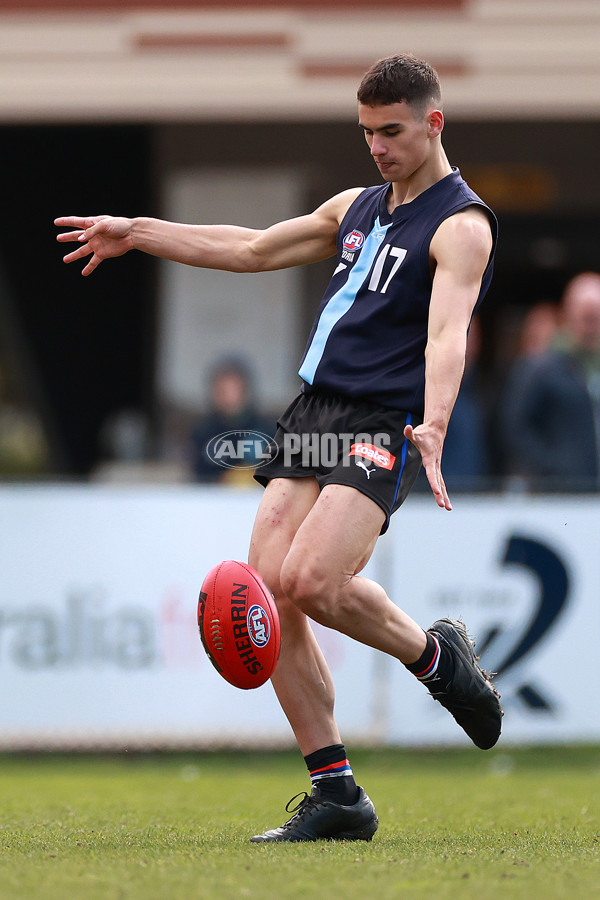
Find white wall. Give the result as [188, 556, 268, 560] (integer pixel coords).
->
[1, 485, 598, 750]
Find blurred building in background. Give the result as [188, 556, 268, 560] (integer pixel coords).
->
[0, 0, 599, 487]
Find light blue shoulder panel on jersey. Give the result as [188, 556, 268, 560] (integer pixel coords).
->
[298, 217, 391, 385]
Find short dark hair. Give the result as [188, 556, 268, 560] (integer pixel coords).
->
[357, 53, 442, 114]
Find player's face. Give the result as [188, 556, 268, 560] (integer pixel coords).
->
[358, 102, 436, 182]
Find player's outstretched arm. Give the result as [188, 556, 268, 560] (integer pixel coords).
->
[405, 207, 493, 510]
[55, 188, 363, 277]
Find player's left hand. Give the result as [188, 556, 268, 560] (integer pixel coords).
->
[404, 422, 452, 510]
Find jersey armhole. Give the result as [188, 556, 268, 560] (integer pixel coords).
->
[420, 200, 498, 273]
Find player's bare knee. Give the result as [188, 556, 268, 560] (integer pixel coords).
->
[280, 557, 336, 620]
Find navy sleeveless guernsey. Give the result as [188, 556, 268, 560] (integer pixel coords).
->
[298, 168, 498, 413]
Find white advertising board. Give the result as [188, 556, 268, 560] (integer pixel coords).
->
[382, 496, 600, 745]
[0, 486, 598, 749]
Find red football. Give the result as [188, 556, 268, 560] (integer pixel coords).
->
[197, 560, 280, 689]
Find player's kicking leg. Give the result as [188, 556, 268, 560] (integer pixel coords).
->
[277, 482, 502, 751]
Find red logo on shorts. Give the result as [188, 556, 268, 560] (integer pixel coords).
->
[349, 443, 396, 470]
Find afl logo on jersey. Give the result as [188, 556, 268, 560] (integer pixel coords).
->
[343, 230, 365, 251]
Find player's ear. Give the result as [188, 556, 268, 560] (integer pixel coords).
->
[428, 110, 444, 137]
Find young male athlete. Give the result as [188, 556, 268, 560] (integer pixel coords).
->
[56, 54, 502, 843]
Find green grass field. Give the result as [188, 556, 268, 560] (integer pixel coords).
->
[0, 746, 598, 900]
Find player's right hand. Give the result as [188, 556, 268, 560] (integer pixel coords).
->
[54, 215, 134, 276]
[404, 422, 452, 511]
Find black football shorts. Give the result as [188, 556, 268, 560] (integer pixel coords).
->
[254, 389, 422, 533]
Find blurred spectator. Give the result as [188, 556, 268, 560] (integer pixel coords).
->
[485, 301, 558, 482]
[0, 359, 49, 478]
[191, 357, 274, 484]
[500, 272, 600, 491]
[517, 301, 559, 357]
[442, 316, 490, 490]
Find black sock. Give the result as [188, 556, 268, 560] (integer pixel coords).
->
[304, 743, 359, 805]
[405, 631, 454, 691]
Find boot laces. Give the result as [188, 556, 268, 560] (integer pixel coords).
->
[283, 791, 323, 827]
